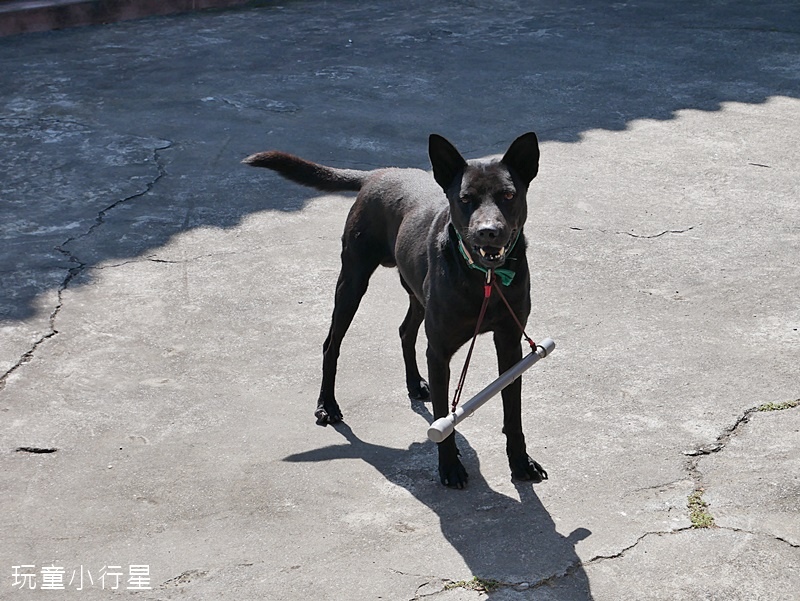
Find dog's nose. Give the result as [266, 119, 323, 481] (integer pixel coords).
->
[476, 224, 502, 245]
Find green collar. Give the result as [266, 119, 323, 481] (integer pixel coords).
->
[452, 226, 521, 286]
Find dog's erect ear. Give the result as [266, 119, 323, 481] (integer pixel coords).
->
[429, 134, 467, 192]
[501, 132, 540, 187]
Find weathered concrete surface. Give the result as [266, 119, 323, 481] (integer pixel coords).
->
[1, 1, 798, 599]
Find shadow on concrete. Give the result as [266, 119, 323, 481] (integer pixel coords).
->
[1, 0, 798, 331]
[284, 407, 594, 599]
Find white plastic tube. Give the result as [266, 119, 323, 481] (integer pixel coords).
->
[427, 338, 556, 443]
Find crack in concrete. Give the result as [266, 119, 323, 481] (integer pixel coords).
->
[0, 141, 172, 394]
[571, 226, 697, 238]
[419, 523, 797, 598]
[724, 526, 800, 550]
[407, 577, 447, 600]
[583, 401, 800, 569]
[407, 400, 800, 597]
[680, 404, 762, 531]
[583, 523, 799, 568]
[617, 226, 696, 239]
[626, 478, 688, 495]
[616, 225, 694, 240]
[90, 252, 228, 270]
[683, 406, 760, 459]
[0, 257, 80, 393]
[583, 530, 678, 564]
[680, 400, 799, 539]
[59, 141, 173, 249]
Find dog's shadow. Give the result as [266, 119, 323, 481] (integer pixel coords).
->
[284, 403, 594, 599]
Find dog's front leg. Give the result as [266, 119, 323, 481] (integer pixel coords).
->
[426, 343, 468, 488]
[494, 328, 548, 482]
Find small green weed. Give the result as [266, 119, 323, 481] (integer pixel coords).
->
[758, 399, 800, 412]
[688, 489, 715, 528]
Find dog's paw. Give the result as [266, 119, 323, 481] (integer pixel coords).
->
[408, 378, 430, 401]
[315, 399, 343, 426]
[510, 454, 548, 483]
[439, 459, 469, 489]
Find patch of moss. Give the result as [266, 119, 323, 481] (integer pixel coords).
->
[688, 489, 715, 528]
[758, 399, 800, 412]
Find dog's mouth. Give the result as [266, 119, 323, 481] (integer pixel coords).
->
[473, 244, 507, 267]
[455, 226, 518, 271]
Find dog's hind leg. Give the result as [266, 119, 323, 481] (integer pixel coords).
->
[494, 327, 548, 482]
[316, 249, 380, 425]
[398, 283, 429, 401]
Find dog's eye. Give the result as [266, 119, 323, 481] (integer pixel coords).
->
[459, 194, 471, 204]
[503, 191, 515, 201]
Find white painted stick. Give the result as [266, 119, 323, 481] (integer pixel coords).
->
[426, 338, 556, 443]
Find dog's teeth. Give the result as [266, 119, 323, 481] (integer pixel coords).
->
[499, 247, 506, 257]
[479, 248, 487, 257]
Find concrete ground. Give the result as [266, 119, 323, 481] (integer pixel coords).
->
[1, 1, 799, 599]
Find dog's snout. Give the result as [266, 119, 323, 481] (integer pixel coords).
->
[476, 223, 502, 244]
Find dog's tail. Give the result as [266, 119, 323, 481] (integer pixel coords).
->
[242, 151, 367, 192]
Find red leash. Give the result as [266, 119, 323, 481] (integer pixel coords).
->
[493, 278, 537, 352]
[450, 270, 536, 413]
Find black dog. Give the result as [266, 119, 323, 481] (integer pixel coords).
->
[244, 133, 544, 488]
